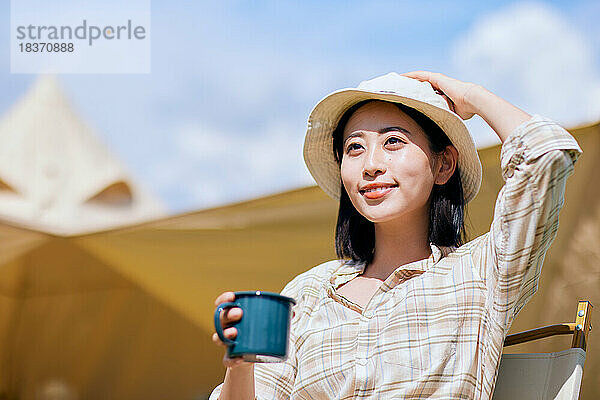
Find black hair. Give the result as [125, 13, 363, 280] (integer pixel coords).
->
[332, 100, 466, 264]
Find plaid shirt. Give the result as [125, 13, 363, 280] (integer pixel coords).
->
[210, 115, 581, 400]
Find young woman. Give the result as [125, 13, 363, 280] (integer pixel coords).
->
[210, 71, 581, 399]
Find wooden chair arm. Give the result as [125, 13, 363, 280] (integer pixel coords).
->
[504, 323, 576, 347]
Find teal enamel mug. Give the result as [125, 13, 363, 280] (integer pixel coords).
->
[214, 291, 296, 362]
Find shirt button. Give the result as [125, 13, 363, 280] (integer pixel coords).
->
[356, 358, 367, 366]
[505, 166, 515, 178]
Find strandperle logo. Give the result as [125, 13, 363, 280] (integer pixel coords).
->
[15, 19, 147, 46]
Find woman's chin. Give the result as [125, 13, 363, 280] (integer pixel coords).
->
[360, 210, 405, 224]
[358, 202, 427, 225]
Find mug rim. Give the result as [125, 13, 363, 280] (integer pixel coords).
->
[234, 290, 296, 305]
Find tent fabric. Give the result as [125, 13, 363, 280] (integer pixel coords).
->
[0, 186, 340, 399]
[0, 76, 165, 236]
[0, 121, 599, 399]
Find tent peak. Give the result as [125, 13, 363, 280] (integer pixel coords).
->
[0, 76, 166, 234]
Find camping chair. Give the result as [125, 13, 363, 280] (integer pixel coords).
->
[493, 300, 593, 400]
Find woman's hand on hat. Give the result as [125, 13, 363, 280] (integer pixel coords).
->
[403, 70, 531, 142]
[401, 71, 481, 120]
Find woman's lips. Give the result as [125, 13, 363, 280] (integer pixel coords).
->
[360, 185, 397, 199]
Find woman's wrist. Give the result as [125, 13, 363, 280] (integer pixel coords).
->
[228, 362, 254, 373]
[220, 363, 255, 400]
[463, 84, 530, 143]
[463, 84, 490, 117]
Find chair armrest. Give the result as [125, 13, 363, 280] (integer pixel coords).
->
[504, 323, 576, 347]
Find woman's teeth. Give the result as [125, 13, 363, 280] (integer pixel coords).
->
[363, 186, 396, 193]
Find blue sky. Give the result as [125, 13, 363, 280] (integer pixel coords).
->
[1, 0, 599, 212]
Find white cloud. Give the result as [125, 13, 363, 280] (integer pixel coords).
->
[152, 119, 314, 210]
[452, 1, 600, 146]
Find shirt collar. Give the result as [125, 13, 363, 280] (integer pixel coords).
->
[330, 243, 450, 289]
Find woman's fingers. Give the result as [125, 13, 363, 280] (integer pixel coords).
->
[400, 71, 433, 81]
[402, 71, 464, 94]
[214, 291, 235, 306]
[401, 70, 434, 80]
[220, 307, 243, 327]
[212, 327, 238, 346]
[402, 71, 447, 88]
[214, 290, 242, 327]
[212, 332, 226, 347]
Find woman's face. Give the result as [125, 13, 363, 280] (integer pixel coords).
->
[340, 101, 443, 224]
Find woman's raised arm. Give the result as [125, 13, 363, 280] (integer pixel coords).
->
[403, 71, 582, 328]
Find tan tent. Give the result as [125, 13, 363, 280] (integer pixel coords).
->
[0, 187, 339, 399]
[0, 78, 598, 398]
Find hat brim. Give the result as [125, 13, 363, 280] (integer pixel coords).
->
[303, 88, 482, 203]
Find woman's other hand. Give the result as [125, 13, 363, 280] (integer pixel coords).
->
[212, 291, 250, 369]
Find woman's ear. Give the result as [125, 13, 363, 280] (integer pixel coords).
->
[434, 145, 458, 185]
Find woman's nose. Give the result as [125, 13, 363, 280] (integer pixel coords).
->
[363, 147, 386, 177]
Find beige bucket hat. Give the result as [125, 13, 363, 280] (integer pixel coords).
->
[303, 72, 482, 203]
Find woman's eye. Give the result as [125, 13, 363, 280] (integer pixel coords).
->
[346, 143, 362, 153]
[386, 136, 405, 146]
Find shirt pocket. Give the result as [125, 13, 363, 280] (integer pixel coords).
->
[381, 309, 461, 379]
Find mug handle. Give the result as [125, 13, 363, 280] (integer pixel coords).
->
[214, 302, 241, 345]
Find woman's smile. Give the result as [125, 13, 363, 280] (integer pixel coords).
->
[359, 183, 399, 199]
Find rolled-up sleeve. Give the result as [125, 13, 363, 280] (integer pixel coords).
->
[482, 115, 582, 328]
